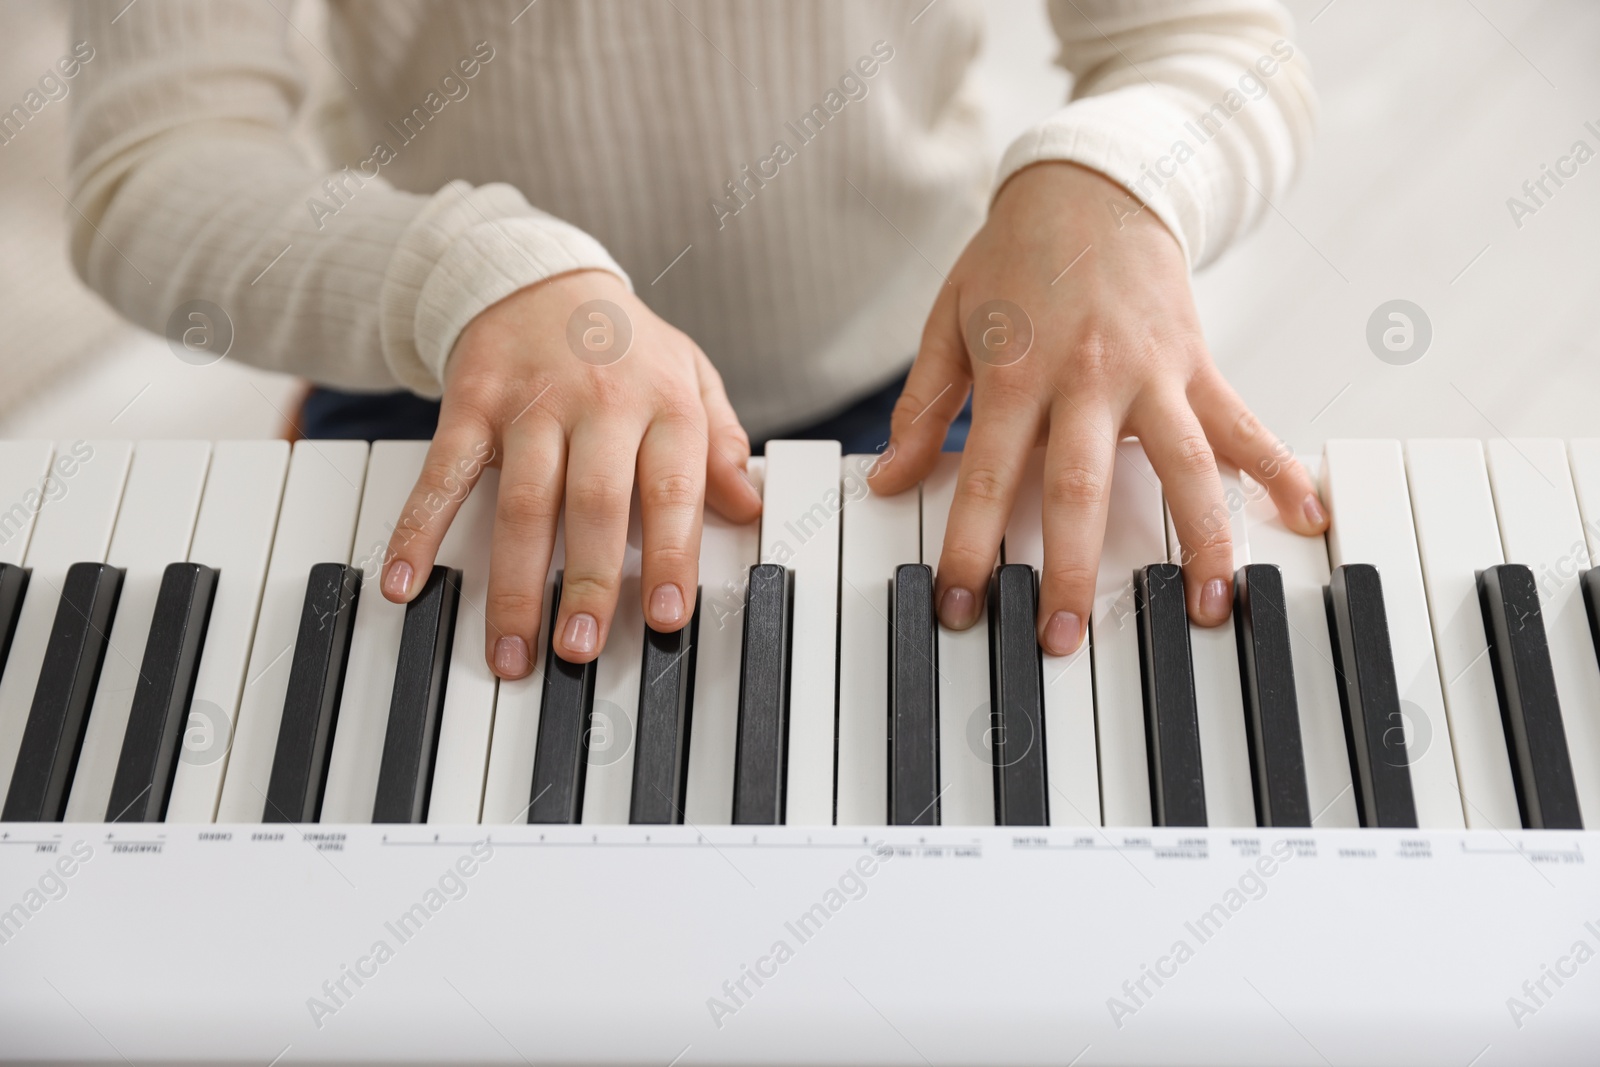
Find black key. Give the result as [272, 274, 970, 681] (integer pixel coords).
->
[3, 562, 124, 823]
[264, 563, 360, 824]
[629, 591, 701, 825]
[1479, 564, 1582, 830]
[106, 563, 218, 823]
[529, 572, 597, 824]
[1135, 563, 1206, 827]
[1325, 563, 1417, 828]
[1583, 567, 1600, 674]
[988, 564, 1048, 826]
[1234, 564, 1311, 828]
[889, 564, 939, 826]
[733, 563, 792, 825]
[0, 563, 29, 683]
[373, 567, 461, 824]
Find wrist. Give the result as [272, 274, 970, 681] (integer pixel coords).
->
[447, 268, 631, 374]
[992, 161, 1185, 264]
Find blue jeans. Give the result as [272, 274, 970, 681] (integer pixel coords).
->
[301, 366, 973, 454]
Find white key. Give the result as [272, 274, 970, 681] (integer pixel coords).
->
[65, 441, 211, 823]
[1322, 440, 1464, 828]
[319, 442, 429, 823]
[1095, 442, 1164, 827]
[216, 441, 367, 823]
[1486, 439, 1600, 821]
[760, 441, 841, 826]
[1004, 448, 1098, 827]
[0, 441, 53, 566]
[167, 441, 291, 822]
[581, 501, 644, 825]
[428, 467, 502, 824]
[922, 454, 994, 827]
[1567, 440, 1600, 561]
[1404, 441, 1519, 829]
[683, 459, 763, 826]
[0, 440, 133, 803]
[836, 454, 917, 826]
[1242, 460, 1356, 827]
[480, 526, 565, 824]
[1165, 468, 1255, 827]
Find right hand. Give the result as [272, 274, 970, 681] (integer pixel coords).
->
[376, 269, 762, 679]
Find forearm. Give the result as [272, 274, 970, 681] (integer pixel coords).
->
[68, 0, 625, 394]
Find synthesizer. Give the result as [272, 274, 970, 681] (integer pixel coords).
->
[0, 437, 1597, 1064]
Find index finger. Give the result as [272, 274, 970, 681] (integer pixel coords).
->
[381, 418, 495, 604]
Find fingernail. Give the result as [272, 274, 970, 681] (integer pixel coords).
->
[382, 560, 412, 599]
[870, 442, 896, 478]
[562, 612, 598, 656]
[649, 583, 685, 627]
[1200, 578, 1230, 622]
[939, 586, 977, 628]
[494, 635, 529, 678]
[1302, 492, 1327, 528]
[1043, 611, 1083, 656]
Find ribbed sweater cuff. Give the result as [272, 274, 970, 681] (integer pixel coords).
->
[380, 180, 631, 396]
[995, 89, 1207, 269]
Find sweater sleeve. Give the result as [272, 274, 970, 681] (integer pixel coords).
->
[66, 0, 629, 396]
[997, 0, 1316, 269]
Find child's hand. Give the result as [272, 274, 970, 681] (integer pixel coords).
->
[871, 162, 1328, 655]
[378, 270, 761, 679]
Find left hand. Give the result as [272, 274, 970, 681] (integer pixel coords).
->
[870, 161, 1328, 655]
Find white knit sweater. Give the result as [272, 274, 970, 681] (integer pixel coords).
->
[67, 0, 1314, 436]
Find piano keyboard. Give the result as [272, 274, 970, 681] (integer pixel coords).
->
[0, 436, 1596, 833]
[0, 435, 1593, 831]
[5, 437, 1600, 1065]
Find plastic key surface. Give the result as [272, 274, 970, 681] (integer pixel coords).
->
[1094, 444, 1166, 826]
[1326, 563, 1418, 829]
[682, 458, 763, 826]
[0, 564, 28, 684]
[988, 564, 1049, 826]
[630, 594, 701, 826]
[215, 441, 365, 822]
[1321, 441, 1462, 827]
[0, 441, 132, 811]
[759, 442, 840, 825]
[733, 563, 792, 825]
[1004, 448, 1098, 826]
[1485, 440, 1600, 828]
[922, 455, 995, 826]
[106, 563, 217, 822]
[1479, 564, 1582, 829]
[3, 562, 124, 822]
[1234, 564, 1311, 827]
[528, 573, 598, 825]
[1403, 440, 1520, 829]
[372, 567, 461, 824]
[480, 522, 565, 825]
[838, 456, 918, 826]
[263, 564, 361, 823]
[320, 441, 427, 824]
[1135, 563, 1207, 827]
[889, 564, 939, 827]
[1243, 460, 1356, 828]
[164, 440, 290, 823]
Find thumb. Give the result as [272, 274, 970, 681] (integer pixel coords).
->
[871, 283, 971, 495]
[696, 348, 762, 523]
